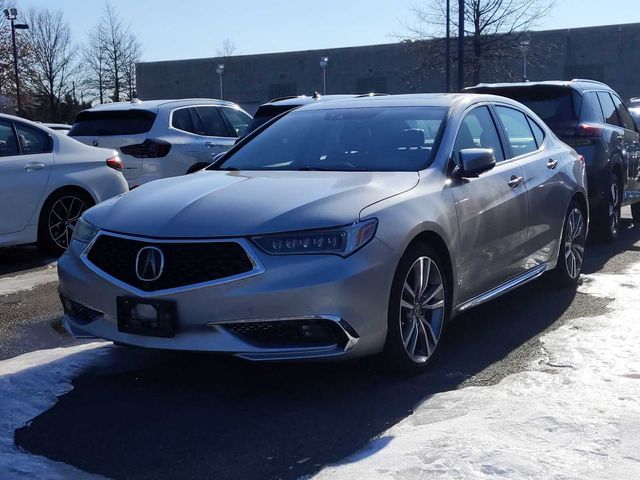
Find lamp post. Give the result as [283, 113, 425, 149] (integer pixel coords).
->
[445, 0, 450, 92]
[216, 63, 225, 99]
[319, 56, 329, 95]
[519, 39, 531, 82]
[3, 8, 28, 115]
[457, 0, 464, 91]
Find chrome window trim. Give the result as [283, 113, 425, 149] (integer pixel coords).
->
[80, 231, 265, 298]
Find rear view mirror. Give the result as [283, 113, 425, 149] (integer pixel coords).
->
[456, 148, 496, 178]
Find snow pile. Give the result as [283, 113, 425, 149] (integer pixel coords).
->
[0, 264, 58, 296]
[0, 343, 108, 479]
[314, 264, 640, 479]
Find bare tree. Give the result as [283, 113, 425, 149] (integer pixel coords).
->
[216, 38, 237, 57]
[82, 26, 108, 104]
[122, 32, 142, 100]
[22, 7, 77, 120]
[404, 0, 556, 85]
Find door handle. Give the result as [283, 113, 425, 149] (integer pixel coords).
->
[24, 163, 45, 172]
[547, 159, 559, 170]
[507, 175, 524, 188]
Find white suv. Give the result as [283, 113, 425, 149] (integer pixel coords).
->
[69, 99, 252, 188]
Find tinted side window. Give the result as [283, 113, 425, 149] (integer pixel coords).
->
[15, 123, 52, 154]
[195, 107, 230, 137]
[495, 106, 537, 157]
[527, 117, 545, 148]
[612, 94, 636, 131]
[69, 110, 156, 136]
[597, 92, 622, 127]
[580, 92, 605, 123]
[171, 108, 195, 133]
[0, 120, 18, 157]
[454, 106, 505, 162]
[222, 108, 252, 137]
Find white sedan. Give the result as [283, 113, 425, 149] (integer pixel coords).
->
[0, 114, 129, 255]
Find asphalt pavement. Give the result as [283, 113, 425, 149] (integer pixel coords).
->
[2, 210, 639, 480]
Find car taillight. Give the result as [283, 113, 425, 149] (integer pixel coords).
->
[106, 155, 123, 170]
[576, 123, 605, 137]
[120, 139, 171, 158]
[577, 154, 586, 164]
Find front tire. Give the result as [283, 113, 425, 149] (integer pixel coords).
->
[549, 200, 587, 287]
[383, 243, 450, 372]
[38, 190, 94, 256]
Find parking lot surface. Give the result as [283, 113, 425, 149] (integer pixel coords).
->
[0, 210, 638, 479]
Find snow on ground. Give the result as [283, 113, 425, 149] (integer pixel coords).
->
[0, 343, 109, 479]
[0, 264, 58, 296]
[314, 264, 640, 480]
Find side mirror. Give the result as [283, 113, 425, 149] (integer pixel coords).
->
[456, 148, 496, 178]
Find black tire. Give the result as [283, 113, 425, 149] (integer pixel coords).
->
[594, 172, 622, 242]
[382, 242, 451, 372]
[548, 199, 587, 287]
[186, 162, 211, 174]
[38, 189, 94, 256]
[632, 202, 640, 223]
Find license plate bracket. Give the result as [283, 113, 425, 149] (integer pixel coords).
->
[117, 297, 176, 338]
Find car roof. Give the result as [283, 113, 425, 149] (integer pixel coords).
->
[261, 93, 387, 107]
[43, 123, 71, 128]
[81, 98, 238, 113]
[293, 93, 513, 111]
[466, 79, 614, 94]
[0, 113, 63, 131]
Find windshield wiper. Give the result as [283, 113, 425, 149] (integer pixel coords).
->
[296, 166, 373, 172]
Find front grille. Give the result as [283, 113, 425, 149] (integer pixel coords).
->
[225, 319, 345, 348]
[86, 234, 254, 292]
[60, 295, 102, 325]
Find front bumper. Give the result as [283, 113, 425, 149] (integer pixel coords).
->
[58, 236, 398, 361]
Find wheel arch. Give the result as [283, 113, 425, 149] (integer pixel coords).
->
[37, 185, 96, 231]
[405, 230, 455, 305]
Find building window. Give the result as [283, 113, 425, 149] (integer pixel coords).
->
[268, 82, 297, 100]
[355, 77, 388, 94]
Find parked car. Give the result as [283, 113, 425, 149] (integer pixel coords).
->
[0, 114, 128, 254]
[68, 99, 252, 188]
[243, 93, 388, 137]
[465, 79, 640, 239]
[627, 96, 640, 127]
[58, 93, 587, 371]
[43, 123, 72, 134]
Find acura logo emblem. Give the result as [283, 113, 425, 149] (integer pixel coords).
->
[135, 246, 164, 282]
[92, 139, 99, 147]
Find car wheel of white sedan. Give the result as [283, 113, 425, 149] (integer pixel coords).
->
[38, 189, 94, 255]
[384, 243, 450, 371]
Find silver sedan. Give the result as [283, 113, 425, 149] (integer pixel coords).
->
[58, 94, 588, 371]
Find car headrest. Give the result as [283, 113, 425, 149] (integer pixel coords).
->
[395, 128, 425, 148]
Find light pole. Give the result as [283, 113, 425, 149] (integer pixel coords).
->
[216, 63, 225, 99]
[445, 0, 450, 92]
[519, 39, 531, 82]
[3, 8, 28, 115]
[457, 0, 464, 91]
[319, 57, 329, 95]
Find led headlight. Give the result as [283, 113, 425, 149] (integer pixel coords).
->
[71, 218, 99, 244]
[252, 218, 377, 257]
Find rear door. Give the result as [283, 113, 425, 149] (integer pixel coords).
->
[611, 93, 640, 195]
[68, 109, 157, 182]
[449, 105, 529, 298]
[0, 120, 53, 234]
[193, 106, 236, 159]
[494, 105, 564, 265]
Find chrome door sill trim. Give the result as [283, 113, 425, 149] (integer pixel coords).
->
[454, 264, 547, 313]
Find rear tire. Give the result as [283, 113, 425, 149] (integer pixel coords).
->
[382, 243, 450, 372]
[548, 200, 587, 287]
[38, 189, 94, 256]
[594, 172, 622, 242]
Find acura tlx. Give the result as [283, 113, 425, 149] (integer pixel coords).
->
[58, 94, 587, 370]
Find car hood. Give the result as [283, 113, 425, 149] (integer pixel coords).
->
[84, 170, 419, 238]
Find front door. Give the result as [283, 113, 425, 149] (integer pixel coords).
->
[449, 106, 529, 300]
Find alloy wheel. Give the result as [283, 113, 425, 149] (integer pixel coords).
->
[48, 195, 87, 250]
[399, 256, 446, 363]
[564, 207, 586, 279]
[609, 181, 620, 238]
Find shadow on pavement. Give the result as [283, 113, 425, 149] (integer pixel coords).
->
[0, 246, 56, 277]
[13, 220, 640, 480]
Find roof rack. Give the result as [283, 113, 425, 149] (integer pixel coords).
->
[571, 78, 609, 87]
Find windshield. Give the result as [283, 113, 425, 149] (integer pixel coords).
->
[216, 106, 447, 172]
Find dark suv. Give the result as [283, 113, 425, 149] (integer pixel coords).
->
[466, 80, 640, 240]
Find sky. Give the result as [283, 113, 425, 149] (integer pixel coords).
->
[15, 0, 640, 62]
